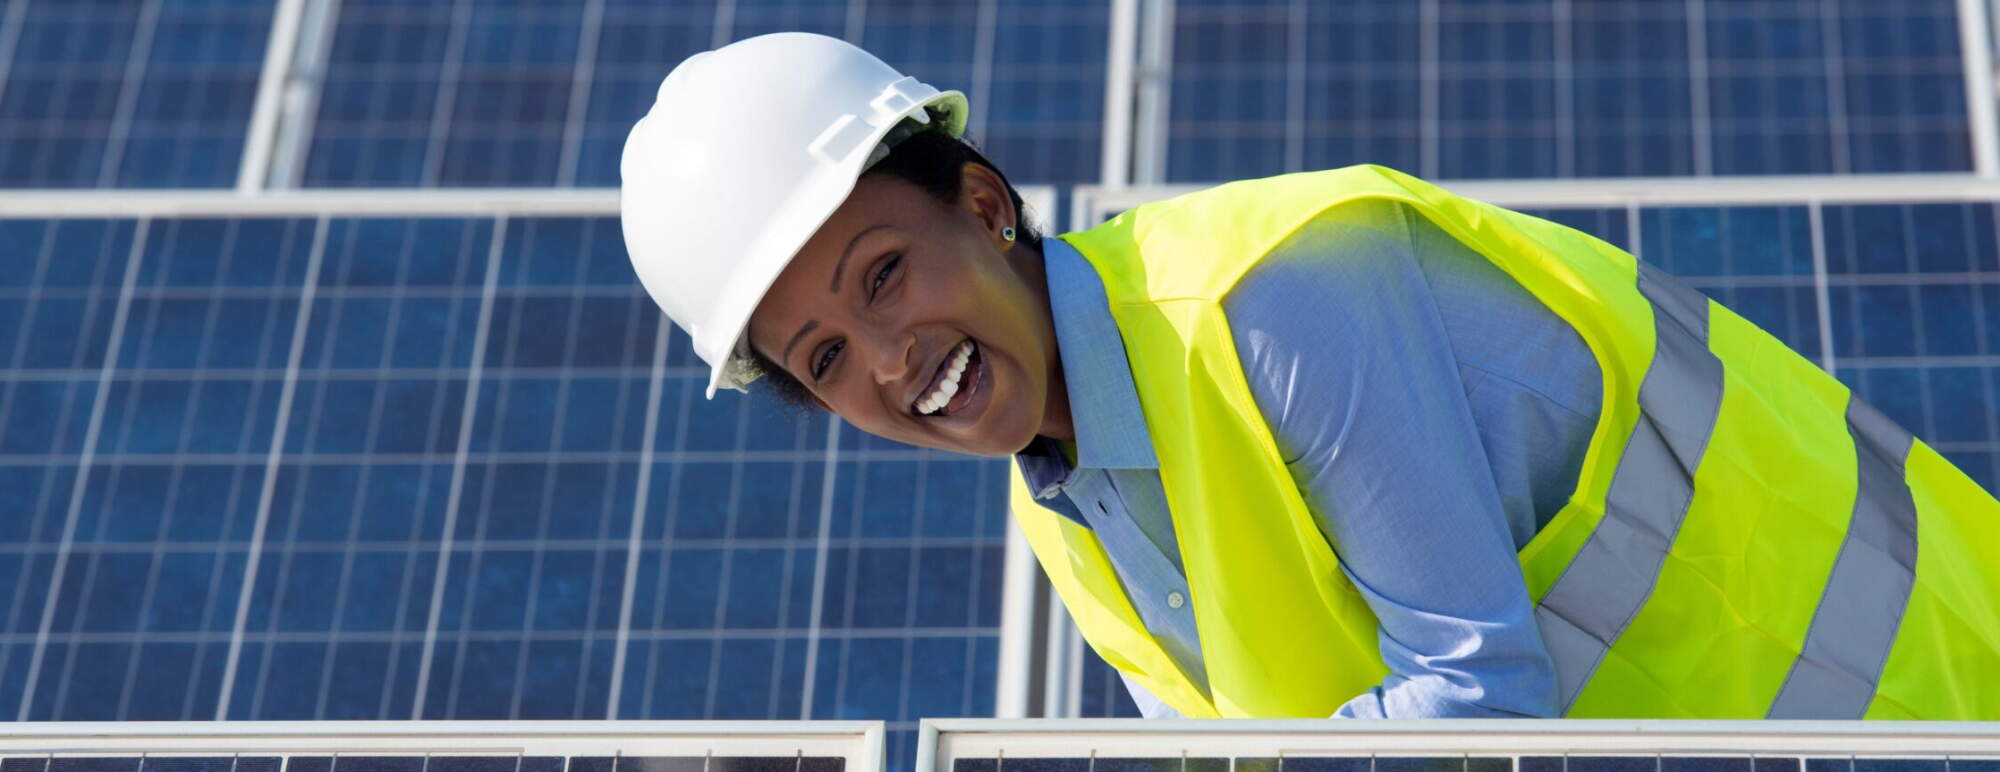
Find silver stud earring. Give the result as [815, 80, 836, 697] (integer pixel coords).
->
[1001, 225, 1017, 242]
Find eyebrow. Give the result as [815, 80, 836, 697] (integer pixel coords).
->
[785, 225, 891, 374]
[781, 320, 819, 368]
[828, 224, 893, 293]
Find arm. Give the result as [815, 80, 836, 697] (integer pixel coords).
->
[1222, 201, 1563, 718]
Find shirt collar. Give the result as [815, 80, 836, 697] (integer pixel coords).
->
[1015, 236, 1158, 498]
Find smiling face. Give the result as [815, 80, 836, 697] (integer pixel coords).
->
[744, 162, 1072, 456]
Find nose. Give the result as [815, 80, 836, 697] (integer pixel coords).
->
[867, 329, 916, 386]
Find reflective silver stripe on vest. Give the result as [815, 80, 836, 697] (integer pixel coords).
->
[1766, 398, 1918, 718]
[1534, 261, 1725, 713]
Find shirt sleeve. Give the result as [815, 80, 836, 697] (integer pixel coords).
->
[1221, 200, 1560, 719]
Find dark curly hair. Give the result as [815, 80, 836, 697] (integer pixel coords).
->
[748, 129, 1044, 411]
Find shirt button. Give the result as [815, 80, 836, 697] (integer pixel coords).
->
[1167, 591, 1185, 609]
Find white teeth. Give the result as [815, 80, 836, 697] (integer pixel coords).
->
[916, 341, 975, 416]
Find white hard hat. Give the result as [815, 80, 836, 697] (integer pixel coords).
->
[620, 32, 968, 398]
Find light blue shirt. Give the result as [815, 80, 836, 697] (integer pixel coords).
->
[1014, 200, 1602, 718]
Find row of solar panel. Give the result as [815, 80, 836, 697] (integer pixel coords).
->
[0, 760, 839, 772]
[5, 759, 1989, 772]
[4, 203, 1998, 739]
[0, 210, 1007, 764]
[0, 0, 1974, 188]
[956, 761, 2000, 772]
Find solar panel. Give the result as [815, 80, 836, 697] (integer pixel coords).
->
[303, 0, 1109, 188]
[1164, 0, 1971, 182]
[0, 0, 273, 188]
[0, 210, 1009, 772]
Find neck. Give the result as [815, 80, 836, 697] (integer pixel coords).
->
[1010, 239, 1075, 442]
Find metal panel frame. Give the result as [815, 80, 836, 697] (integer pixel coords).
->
[1101, 0, 1140, 188]
[237, 0, 309, 192]
[1961, 0, 2000, 178]
[0, 721, 883, 768]
[918, 719, 2000, 772]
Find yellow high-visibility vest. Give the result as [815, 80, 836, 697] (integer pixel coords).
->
[1010, 165, 2000, 719]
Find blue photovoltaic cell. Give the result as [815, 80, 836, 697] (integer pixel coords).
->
[1821, 202, 2000, 491]
[0, 0, 272, 188]
[1571, 1, 1697, 177]
[1165, 0, 1970, 182]
[1078, 647, 1142, 717]
[0, 215, 1003, 772]
[308, 0, 1107, 188]
[306, 1, 568, 187]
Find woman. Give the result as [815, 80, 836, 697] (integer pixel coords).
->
[619, 32, 2000, 719]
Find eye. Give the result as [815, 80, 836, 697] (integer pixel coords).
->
[812, 340, 844, 380]
[868, 254, 902, 299]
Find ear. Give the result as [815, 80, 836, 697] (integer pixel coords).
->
[959, 161, 1017, 245]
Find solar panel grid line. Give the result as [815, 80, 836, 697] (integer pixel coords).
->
[554, 0, 605, 189]
[1552, 0, 1574, 179]
[0, 0, 29, 129]
[891, 457, 930, 725]
[90, 0, 162, 189]
[824, 448, 867, 722]
[606, 314, 671, 720]
[1889, 205, 1936, 442]
[0, 448, 977, 469]
[15, 217, 149, 722]
[798, 416, 844, 720]
[713, 0, 738, 50]
[419, 0, 472, 189]
[215, 215, 331, 722]
[695, 389, 753, 720]
[1818, 0, 1851, 176]
[0, 535, 1013, 556]
[1688, 0, 1720, 176]
[634, 338, 697, 721]
[409, 214, 506, 720]
[0, 626, 1014, 648]
[1419, 0, 1440, 180]
[1281, 0, 1304, 174]
[760, 413, 812, 722]
[968, 0, 999, 145]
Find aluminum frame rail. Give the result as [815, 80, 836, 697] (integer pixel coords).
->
[0, 188, 1060, 226]
[0, 722, 884, 770]
[918, 719, 2000, 772]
